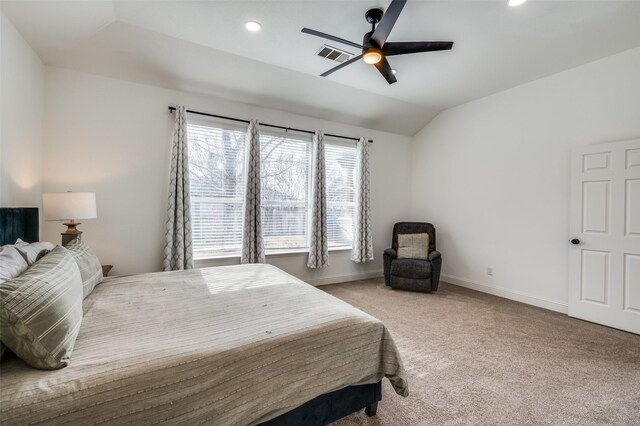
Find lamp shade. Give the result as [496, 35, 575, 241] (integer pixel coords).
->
[42, 192, 97, 221]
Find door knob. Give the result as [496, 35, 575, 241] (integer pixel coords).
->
[570, 238, 580, 245]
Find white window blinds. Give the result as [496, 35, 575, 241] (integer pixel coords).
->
[325, 141, 357, 247]
[188, 122, 246, 258]
[187, 120, 359, 258]
[260, 132, 311, 251]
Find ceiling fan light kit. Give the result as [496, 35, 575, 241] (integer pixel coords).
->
[301, 0, 454, 85]
[363, 48, 383, 64]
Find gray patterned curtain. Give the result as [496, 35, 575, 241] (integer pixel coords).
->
[241, 120, 265, 264]
[163, 105, 194, 271]
[351, 137, 374, 263]
[308, 131, 329, 268]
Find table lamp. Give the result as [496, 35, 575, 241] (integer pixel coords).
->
[43, 192, 97, 246]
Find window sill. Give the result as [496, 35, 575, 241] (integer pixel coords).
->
[329, 246, 352, 253]
[194, 246, 352, 262]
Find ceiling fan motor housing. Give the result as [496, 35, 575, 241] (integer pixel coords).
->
[362, 31, 382, 64]
[362, 31, 379, 50]
[363, 9, 384, 59]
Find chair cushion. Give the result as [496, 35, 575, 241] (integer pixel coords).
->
[390, 275, 433, 292]
[396, 233, 429, 260]
[390, 258, 431, 279]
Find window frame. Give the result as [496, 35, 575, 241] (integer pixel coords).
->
[187, 120, 358, 260]
[258, 128, 313, 253]
[323, 136, 357, 250]
[187, 116, 249, 260]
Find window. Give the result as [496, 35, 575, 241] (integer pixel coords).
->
[188, 122, 246, 258]
[325, 141, 357, 248]
[188, 121, 357, 258]
[260, 132, 311, 251]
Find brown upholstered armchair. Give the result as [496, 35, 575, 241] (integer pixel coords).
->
[383, 222, 442, 292]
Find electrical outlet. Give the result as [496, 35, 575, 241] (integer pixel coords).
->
[487, 267, 493, 276]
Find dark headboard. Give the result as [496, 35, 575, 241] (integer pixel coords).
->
[0, 208, 39, 245]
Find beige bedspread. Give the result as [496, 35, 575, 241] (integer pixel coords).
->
[0, 264, 408, 425]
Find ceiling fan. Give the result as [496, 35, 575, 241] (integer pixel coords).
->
[301, 0, 454, 85]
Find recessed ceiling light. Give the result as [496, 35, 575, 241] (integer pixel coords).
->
[245, 21, 262, 32]
[391, 69, 397, 75]
[508, 0, 527, 6]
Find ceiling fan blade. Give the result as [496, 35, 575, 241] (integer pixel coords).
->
[321, 54, 363, 77]
[301, 28, 363, 49]
[371, 0, 407, 47]
[374, 57, 397, 85]
[382, 41, 454, 56]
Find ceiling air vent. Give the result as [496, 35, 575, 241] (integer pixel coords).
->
[316, 45, 354, 63]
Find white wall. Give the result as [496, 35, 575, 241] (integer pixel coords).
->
[43, 68, 413, 281]
[5, 16, 638, 310]
[411, 47, 640, 312]
[0, 12, 44, 208]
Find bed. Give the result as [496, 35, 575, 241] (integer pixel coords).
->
[0, 208, 408, 425]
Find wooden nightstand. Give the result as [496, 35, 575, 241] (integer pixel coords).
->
[101, 265, 113, 277]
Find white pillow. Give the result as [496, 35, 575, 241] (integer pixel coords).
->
[0, 246, 29, 284]
[14, 239, 55, 265]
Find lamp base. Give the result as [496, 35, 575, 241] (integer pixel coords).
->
[61, 221, 82, 246]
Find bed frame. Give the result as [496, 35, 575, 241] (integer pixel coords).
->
[0, 207, 39, 245]
[260, 382, 381, 425]
[0, 207, 382, 425]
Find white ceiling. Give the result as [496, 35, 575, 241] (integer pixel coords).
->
[3, 0, 640, 136]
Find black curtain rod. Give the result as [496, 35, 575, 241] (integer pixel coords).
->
[168, 107, 373, 143]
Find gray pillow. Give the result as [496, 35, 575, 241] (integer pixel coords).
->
[0, 246, 29, 362]
[64, 238, 104, 299]
[14, 239, 55, 265]
[397, 233, 430, 260]
[35, 248, 51, 262]
[0, 246, 29, 284]
[0, 245, 83, 370]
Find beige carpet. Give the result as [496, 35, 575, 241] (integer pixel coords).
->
[321, 279, 640, 425]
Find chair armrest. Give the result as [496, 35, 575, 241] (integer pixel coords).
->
[383, 248, 396, 286]
[383, 248, 397, 259]
[429, 250, 442, 291]
[428, 250, 441, 261]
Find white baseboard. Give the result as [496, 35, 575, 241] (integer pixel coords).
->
[308, 269, 384, 287]
[441, 273, 568, 314]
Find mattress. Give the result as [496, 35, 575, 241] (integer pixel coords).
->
[0, 264, 408, 425]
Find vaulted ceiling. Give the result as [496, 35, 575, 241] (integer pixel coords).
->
[3, 0, 640, 135]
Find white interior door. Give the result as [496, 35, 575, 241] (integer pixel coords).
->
[569, 139, 640, 334]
